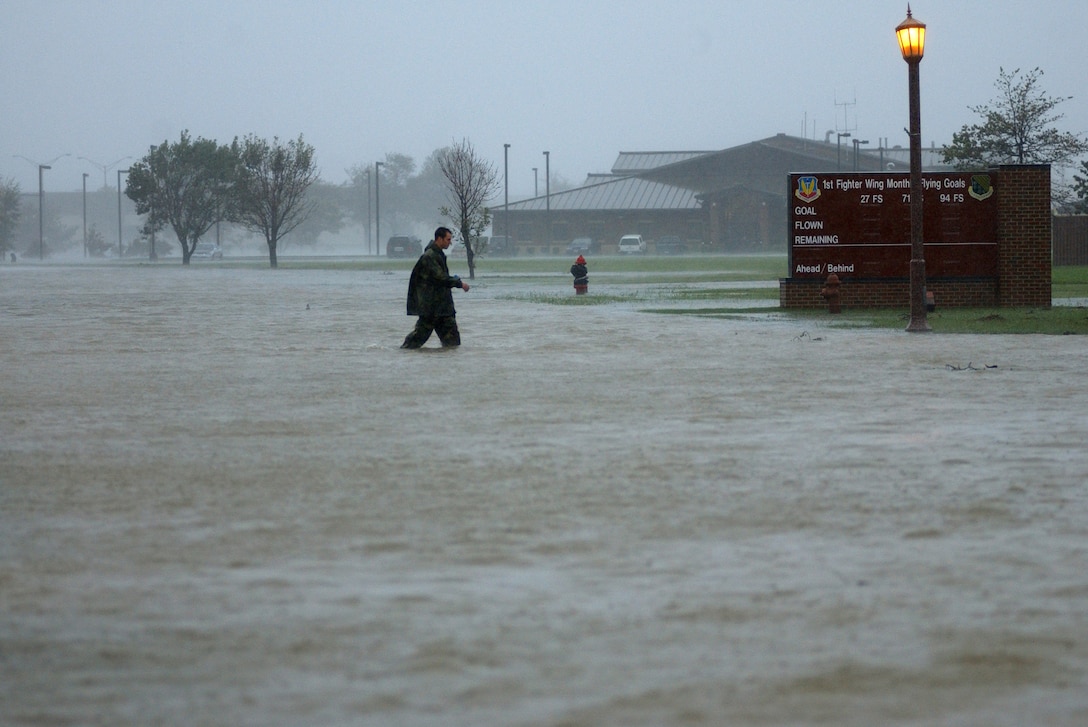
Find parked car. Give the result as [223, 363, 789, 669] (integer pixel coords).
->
[191, 242, 223, 260]
[386, 235, 423, 258]
[617, 234, 647, 254]
[565, 237, 598, 255]
[656, 235, 687, 255]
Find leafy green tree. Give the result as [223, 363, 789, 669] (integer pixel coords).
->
[942, 67, 1088, 169]
[1071, 160, 1088, 214]
[126, 131, 237, 264]
[0, 178, 21, 256]
[231, 134, 318, 268]
[437, 139, 500, 279]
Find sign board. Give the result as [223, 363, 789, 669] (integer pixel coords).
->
[788, 172, 998, 279]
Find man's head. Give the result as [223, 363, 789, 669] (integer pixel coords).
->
[434, 226, 453, 249]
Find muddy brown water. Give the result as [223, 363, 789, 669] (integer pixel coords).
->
[2, 263, 1087, 726]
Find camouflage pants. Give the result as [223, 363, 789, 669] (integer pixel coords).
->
[401, 316, 461, 349]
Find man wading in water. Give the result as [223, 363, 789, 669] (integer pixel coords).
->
[401, 226, 470, 348]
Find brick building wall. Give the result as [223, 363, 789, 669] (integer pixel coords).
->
[780, 164, 1051, 309]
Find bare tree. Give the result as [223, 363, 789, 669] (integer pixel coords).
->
[232, 134, 319, 268]
[437, 139, 500, 279]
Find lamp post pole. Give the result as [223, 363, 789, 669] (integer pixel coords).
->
[852, 138, 869, 171]
[503, 143, 510, 245]
[375, 161, 383, 255]
[836, 132, 851, 171]
[37, 164, 51, 260]
[365, 168, 371, 255]
[897, 5, 929, 332]
[543, 151, 550, 244]
[82, 173, 89, 258]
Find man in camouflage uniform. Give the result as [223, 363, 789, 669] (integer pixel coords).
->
[401, 226, 470, 348]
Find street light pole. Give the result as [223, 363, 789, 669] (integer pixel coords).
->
[117, 168, 131, 258]
[78, 156, 132, 190]
[38, 164, 50, 260]
[375, 161, 383, 255]
[365, 168, 371, 255]
[82, 173, 89, 258]
[852, 138, 870, 171]
[503, 143, 510, 244]
[897, 5, 929, 332]
[543, 151, 550, 244]
[836, 132, 851, 171]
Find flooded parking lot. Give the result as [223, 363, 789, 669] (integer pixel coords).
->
[2, 263, 1087, 726]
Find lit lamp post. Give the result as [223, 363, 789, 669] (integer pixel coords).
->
[897, 5, 929, 332]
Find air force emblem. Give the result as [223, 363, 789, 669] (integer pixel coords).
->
[968, 175, 993, 201]
[795, 176, 820, 203]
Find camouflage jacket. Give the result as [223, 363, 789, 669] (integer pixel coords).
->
[406, 242, 461, 318]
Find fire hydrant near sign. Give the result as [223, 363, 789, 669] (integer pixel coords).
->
[820, 273, 842, 313]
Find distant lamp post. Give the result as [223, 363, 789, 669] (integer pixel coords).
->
[82, 173, 89, 258]
[78, 155, 132, 190]
[14, 153, 69, 259]
[375, 161, 383, 254]
[852, 138, 870, 171]
[503, 143, 510, 245]
[836, 132, 851, 171]
[365, 167, 372, 255]
[543, 151, 550, 243]
[117, 168, 131, 258]
[897, 4, 929, 332]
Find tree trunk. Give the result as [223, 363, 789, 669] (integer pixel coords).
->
[268, 241, 278, 268]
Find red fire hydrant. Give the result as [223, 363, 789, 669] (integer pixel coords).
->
[820, 273, 842, 314]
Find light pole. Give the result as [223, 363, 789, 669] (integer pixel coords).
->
[37, 164, 51, 260]
[375, 161, 383, 255]
[852, 138, 870, 171]
[365, 167, 371, 255]
[503, 143, 510, 244]
[13, 153, 69, 259]
[836, 132, 851, 170]
[543, 151, 550, 243]
[78, 156, 132, 190]
[897, 4, 929, 332]
[82, 173, 89, 258]
[117, 168, 131, 258]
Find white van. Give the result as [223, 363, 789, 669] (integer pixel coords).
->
[618, 234, 646, 254]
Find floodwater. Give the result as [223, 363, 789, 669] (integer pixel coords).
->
[2, 262, 1087, 726]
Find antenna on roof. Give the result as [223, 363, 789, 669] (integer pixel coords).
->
[834, 90, 857, 136]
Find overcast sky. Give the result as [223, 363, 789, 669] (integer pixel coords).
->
[3, 0, 1086, 197]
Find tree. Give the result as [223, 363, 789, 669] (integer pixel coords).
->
[126, 131, 236, 264]
[1070, 159, 1088, 214]
[231, 134, 318, 268]
[437, 139, 500, 279]
[0, 178, 21, 256]
[942, 67, 1088, 169]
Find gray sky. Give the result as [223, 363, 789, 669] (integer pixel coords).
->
[3, 0, 1086, 197]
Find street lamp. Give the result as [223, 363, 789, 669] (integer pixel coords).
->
[375, 161, 384, 254]
[897, 4, 929, 332]
[117, 168, 131, 258]
[365, 167, 371, 255]
[503, 143, 510, 246]
[543, 151, 550, 243]
[82, 173, 89, 258]
[78, 156, 132, 190]
[836, 132, 851, 171]
[852, 138, 870, 171]
[13, 153, 69, 259]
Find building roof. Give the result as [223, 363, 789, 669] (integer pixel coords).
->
[611, 151, 716, 174]
[504, 174, 701, 212]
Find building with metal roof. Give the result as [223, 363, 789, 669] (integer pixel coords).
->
[495, 134, 952, 255]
